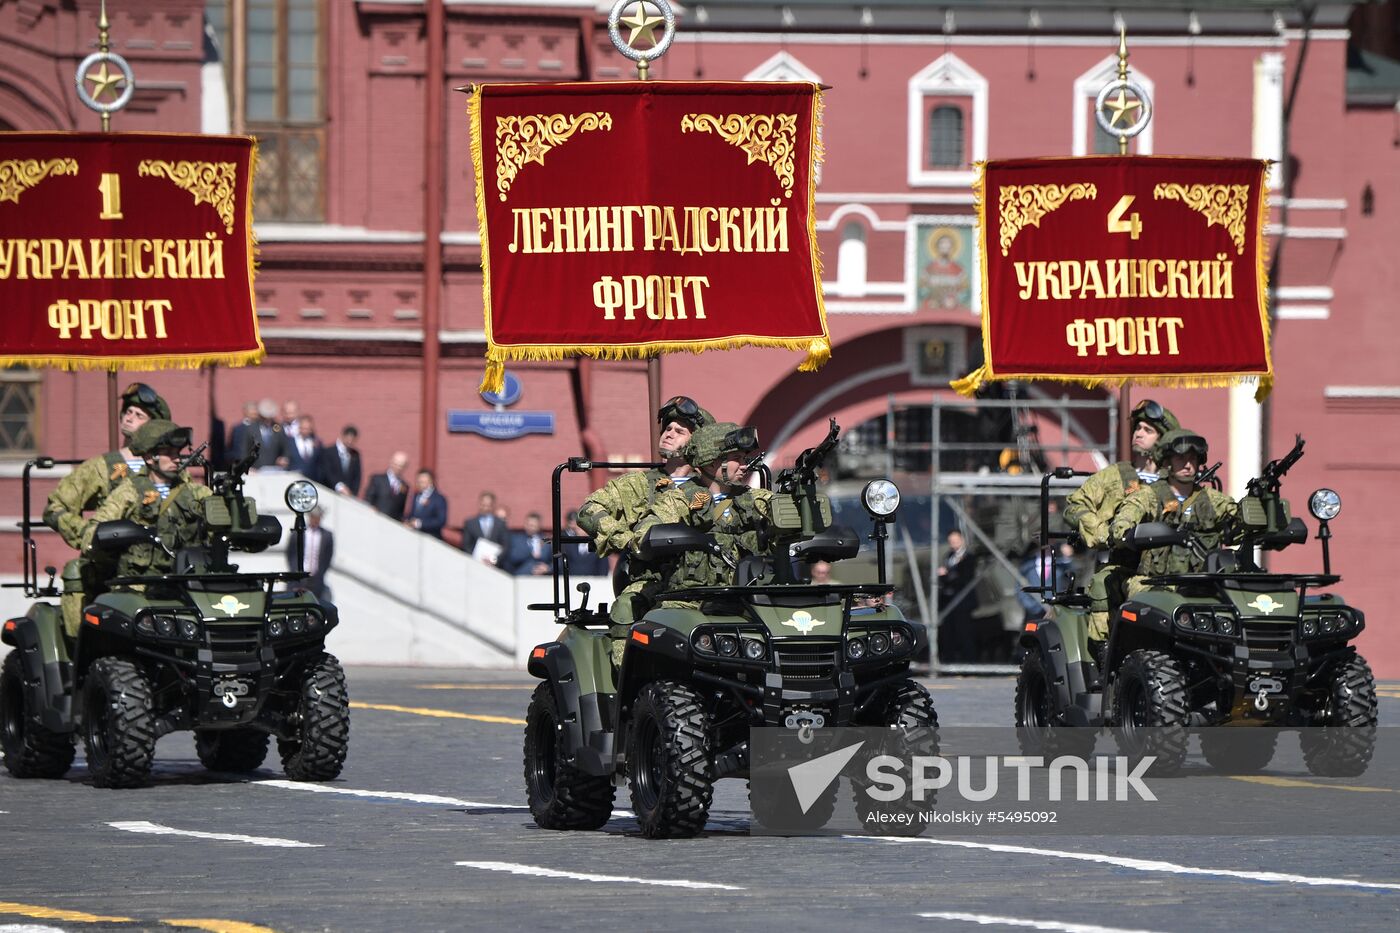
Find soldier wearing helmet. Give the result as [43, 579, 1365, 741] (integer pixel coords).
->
[1063, 398, 1180, 646]
[81, 420, 212, 585]
[42, 383, 172, 638]
[1110, 428, 1239, 585]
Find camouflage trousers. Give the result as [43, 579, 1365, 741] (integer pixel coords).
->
[59, 557, 107, 639]
[1085, 563, 1135, 641]
[608, 581, 651, 668]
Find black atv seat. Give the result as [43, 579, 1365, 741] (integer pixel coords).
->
[1206, 550, 1239, 574]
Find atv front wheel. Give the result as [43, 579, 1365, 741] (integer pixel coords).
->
[1, 650, 75, 779]
[1014, 647, 1096, 760]
[82, 657, 156, 789]
[279, 654, 349, 781]
[523, 683, 615, 830]
[1112, 650, 1189, 776]
[1301, 654, 1378, 778]
[851, 680, 940, 836]
[1199, 729, 1278, 773]
[195, 728, 271, 773]
[626, 681, 714, 839]
[748, 778, 838, 834]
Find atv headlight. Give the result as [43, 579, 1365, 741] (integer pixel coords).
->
[847, 638, 866, 661]
[268, 618, 284, 638]
[154, 615, 176, 638]
[1214, 615, 1235, 636]
[716, 635, 738, 657]
[695, 632, 714, 653]
[1301, 618, 1317, 637]
[869, 632, 890, 654]
[890, 629, 906, 650]
[1308, 488, 1341, 522]
[1174, 608, 1193, 629]
[180, 619, 199, 640]
[862, 480, 901, 518]
[285, 480, 319, 514]
[742, 638, 765, 661]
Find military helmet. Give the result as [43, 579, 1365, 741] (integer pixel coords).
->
[1131, 398, 1180, 438]
[129, 419, 193, 456]
[657, 395, 713, 433]
[685, 422, 762, 468]
[1153, 428, 1208, 465]
[120, 382, 171, 421]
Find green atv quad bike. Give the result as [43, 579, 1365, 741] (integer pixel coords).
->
[1015, 436, 1377, 777]
[1, 448, 350, 788]
[524, 421, 938, 838]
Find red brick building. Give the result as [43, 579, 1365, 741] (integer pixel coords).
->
[3, 1, 1398, 671]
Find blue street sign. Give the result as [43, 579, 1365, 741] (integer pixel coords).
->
[480, 371, 523, 407]
[448, 410, 554, 440]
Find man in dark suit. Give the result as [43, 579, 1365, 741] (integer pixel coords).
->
[316, 425, 362, 496]
[226, 401, 258, 468]
[504, 511, 551, 576]
[287, 507, 334, 602]
[285, 413, 323, 482]
[407, 468, 448, 538]
[461, 490, 509, 564]
[563, 510, 609, 575]
[230, 398, 287, 469]
[364, 451, 411, 520]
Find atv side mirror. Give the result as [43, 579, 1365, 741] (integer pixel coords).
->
[638, 523, 710, 561]
[227, 514, 283, 552]
[789, 525, 861, 563]
[91, 519, 155, 552]
[1124, 521, 1186, 550]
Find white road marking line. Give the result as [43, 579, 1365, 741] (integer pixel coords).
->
[0, 926, 70, 933]
[456, 861, 743, 890]
[108, 820, 321, 848]
[919, 912, 1162, 933]
[848, 836, 1400, 892]
[253, 779, 640, 818]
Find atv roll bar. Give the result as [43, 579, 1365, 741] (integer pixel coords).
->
[1, 457, 85, 598]
[1025, 466, 1095, 600]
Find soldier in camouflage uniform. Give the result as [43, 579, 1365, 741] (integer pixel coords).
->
[1062, 399, 1179, 647]
[43, 383, 171, 638]
[80, 420, 212, 585]
[610, 422, 770, 665]
[1109, 428, 1238, 590]
[576, 396, 713, 620]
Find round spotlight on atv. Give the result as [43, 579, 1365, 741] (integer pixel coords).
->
[285, 480, 319, 514]
[717, 635, 738, 657]
[742, 638, 765, 661]
[847, 638, 867, 661]
[154, 615, 175, 638]
[1301, 618, 1317, 637]
[180, 619, 199, 640]
[268, 618, 284, 638]
[861, 480, 901, 518]
[869, 632, 890, 654]
[890, 629, 906, 649]
[696, 633, 714, 653]
[1309, 488, 1341, 521]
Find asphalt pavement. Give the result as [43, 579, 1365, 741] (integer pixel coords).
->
[2, 668, 1399, 933]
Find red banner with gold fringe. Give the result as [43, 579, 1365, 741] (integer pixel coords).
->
[468, 81, 829, 394]
[0, 132, 262, 371]
[954, 156, 1273, 401]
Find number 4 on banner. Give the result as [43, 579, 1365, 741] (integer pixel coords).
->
[1107, 194, 1140, 239]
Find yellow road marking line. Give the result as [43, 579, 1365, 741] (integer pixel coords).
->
[0, 901, 132, 923]
[416, 684, 535, 691]
[351, 701, 526, 725]
[164, 920, 281, 933]
[1230, 775, 1395, 794]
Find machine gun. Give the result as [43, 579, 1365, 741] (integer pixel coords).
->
[1196, 460, 1223, 491]
[214, 441, 260, 499]
[1248, 434, 1305, 497]
[767, 419, 844, 583]
[1236, 434, 1308, 555]
[775, 418, 839, 495]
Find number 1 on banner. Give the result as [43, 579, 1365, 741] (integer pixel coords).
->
[1107, 195, 1141, 240]
[98, 173, 123, 220]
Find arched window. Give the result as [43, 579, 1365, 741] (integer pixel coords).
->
[837, 222, 868, 295]
[928, 106, 964, 168]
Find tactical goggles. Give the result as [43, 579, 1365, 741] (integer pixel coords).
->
[1132, 399, 1164, 423]
[658, 396, 705, 428]
[123, 383, 159, 406]
[721, 426, 760, 454]
[1164, 433, 1208, 457]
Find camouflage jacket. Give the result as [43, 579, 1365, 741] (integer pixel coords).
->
[1109, 481, 1238, 576]
[43, 450, 145, 549]
[1063, 462, 1145, 550]
[631, 486, 772, 590]
[577, 468, 700, 557]
[81, 471, 211, 579]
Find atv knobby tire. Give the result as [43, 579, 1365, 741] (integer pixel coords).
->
[195, 728, 271, 773]
[1301, 654, 1378, 778]
[852, 680, 940, 836]
[1113, 649, 1189, 776]
[626, 680, 714, 839]
[82, 657, 156, 789]
[1, 650, 75, 779]
[749, 777, 838, 834]
[1014, 647, 1097, 760]
[1199, 728, 1278, 774]
[279, 653, 349, 781]
[524, 683, 615, 830]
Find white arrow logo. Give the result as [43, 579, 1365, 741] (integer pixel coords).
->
[787, 741, 864, 813]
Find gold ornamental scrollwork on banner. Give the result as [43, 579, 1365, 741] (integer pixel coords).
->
[138, 160, 239, 234]
[1153, 183, 1251, 255]
[997, 184, 1098, 256]
[680, 113, 799, 199]
[0, 158, 79, 206]
[495, 112, 613, 202]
